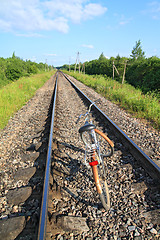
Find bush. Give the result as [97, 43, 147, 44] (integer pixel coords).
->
[0, 55, 53, 88]
[5, 64, 23, 81]
[64, 71, 160, 129]
[126, 57, 160, 93]
[64, 55, 160, 96]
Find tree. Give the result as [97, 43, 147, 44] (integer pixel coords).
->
[130, 40, 145, 60]
[12, 51, 16, 59]
[98, 52, 106, 61]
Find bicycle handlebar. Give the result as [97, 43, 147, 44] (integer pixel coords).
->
[76, 98, 101, 124]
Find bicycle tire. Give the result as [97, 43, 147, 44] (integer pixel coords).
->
[80, 128, 114, 157]
[80, 129, 112, 210]
[91, 162, 110, 210]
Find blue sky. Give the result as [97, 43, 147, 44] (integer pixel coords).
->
[0, 0, 160, 66]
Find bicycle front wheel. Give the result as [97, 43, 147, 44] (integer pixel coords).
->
[80, 129, 114, 157]
[91, 163, 110, 210]
[95, 129, 114, 158]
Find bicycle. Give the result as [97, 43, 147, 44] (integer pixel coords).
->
[76, 99, 114, 210]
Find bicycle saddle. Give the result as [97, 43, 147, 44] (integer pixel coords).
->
[79, 122, 96, 133]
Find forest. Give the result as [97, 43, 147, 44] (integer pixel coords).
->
[0, 52, 52, 88]
[62, 40, 160, 97]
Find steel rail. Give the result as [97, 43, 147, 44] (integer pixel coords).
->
[62, 72, 160, 182]
[38, 72, 58, 240]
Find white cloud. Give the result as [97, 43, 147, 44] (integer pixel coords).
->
[83, 3, 107, 19]
[43, 0, 83, 24]
[43, 1, 107, 23]
[142, 1, 160, 20]
[107, 13, 132, 29]
[82, 44, 94, 49]
[0, 0, 107, 34]
[119, 19, 131, 25]
[15, 33, 45, 38]
[118, 14, 132, 26]
[149, 1, 160, 19]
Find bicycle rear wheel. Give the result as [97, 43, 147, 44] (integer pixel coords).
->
[80, 129, 114, 157]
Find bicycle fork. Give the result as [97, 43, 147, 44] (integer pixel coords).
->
[89, 149, 102, 194]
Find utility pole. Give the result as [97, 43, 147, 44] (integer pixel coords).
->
[75, 52, 80, 73]
[113, 61, 119, 79]
[122, 60, 129, 84]
[81, 63, 85, 74]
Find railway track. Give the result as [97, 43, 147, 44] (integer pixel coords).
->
[0, 71, 160, 239]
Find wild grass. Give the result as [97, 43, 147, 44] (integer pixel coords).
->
[0, 71, 55, 129]
[65, 71, 160, 130]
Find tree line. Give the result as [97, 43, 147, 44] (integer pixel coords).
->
[0, 52, 53, 88]
[62, 40, 160, 96]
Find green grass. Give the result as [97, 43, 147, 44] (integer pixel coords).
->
[0, 71, 55, 129]
[64, 71, 160, 130]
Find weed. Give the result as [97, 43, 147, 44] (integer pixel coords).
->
[0, 71, 55, 129]
[65, 71, 160, 129]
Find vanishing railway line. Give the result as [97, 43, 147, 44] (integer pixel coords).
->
[0, 71, 160, 240]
